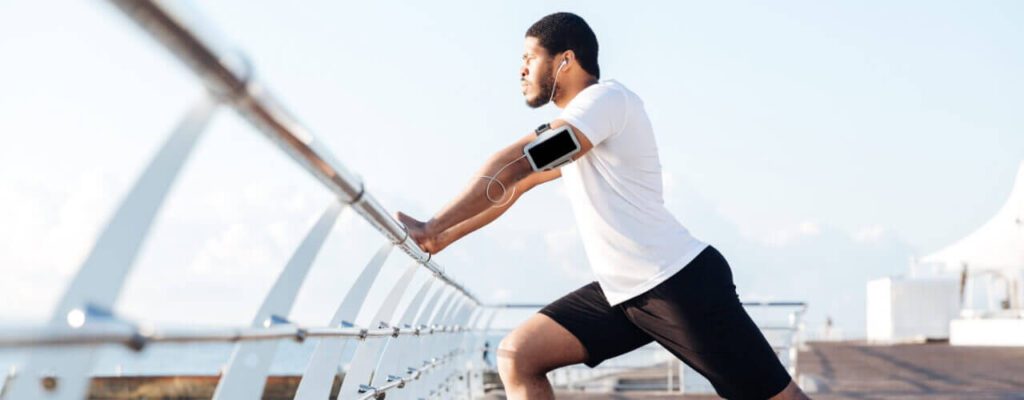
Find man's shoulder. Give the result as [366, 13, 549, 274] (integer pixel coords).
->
[575, 80, 635, 106]
[590, 79, 627, 94]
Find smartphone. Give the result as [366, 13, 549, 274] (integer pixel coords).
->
[523, 124, 581, 171]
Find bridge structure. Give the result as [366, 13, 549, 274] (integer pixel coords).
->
[0, 1, 807, 399]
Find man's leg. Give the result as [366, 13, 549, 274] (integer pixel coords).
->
[501, 281, 653, 399]
[497, 313, 587, 400]
[623, 246, 809, 399]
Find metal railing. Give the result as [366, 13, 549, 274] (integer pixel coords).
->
[0, 1, 500, 399]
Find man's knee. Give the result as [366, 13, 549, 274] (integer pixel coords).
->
[497, 313, 588, 384]
[497, 335, 548, 380]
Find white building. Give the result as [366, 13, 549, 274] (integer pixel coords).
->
[868, 161, 1024, 345]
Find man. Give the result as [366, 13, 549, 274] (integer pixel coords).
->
[396, 12, 809, 400]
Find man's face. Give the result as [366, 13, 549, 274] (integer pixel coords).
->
[520, 36, 556, 108]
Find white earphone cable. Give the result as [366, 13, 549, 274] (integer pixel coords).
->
[478, 154, 527, 208]
[549, 58, 567, 105]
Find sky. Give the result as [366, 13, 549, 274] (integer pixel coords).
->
[1, 0, 1022, 338]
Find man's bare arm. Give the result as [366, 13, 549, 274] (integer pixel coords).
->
[396, 120, 593, 254]
[421, 168, 561, 253]
[411, 133, 534, 237]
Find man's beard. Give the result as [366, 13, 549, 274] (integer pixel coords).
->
[524, 70, 555, 108]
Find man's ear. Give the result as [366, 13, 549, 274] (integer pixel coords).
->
[561, 50, 577, 69]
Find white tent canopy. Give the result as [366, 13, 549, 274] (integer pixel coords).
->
[921, 161, 1024, 273]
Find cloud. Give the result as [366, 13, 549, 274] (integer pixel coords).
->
[852, 224, 888, 243]
[761, 220, 824, 248]
[799, 221, 822, 235]
[492, 288, 512, 302]
[187, 223, 280, 278]
[0, 170, 123, 322]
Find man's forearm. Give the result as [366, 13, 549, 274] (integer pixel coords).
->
[427, 144, 532, 236]
[395, 132, 562, 255]
[436, 178, 528, 249]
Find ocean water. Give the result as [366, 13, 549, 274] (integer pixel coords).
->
[0, 335, 504, 377]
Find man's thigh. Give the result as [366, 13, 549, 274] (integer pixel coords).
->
[624, 247, 792, 399]
[498, 313, 588, 372]
[525, 282, 653, 368]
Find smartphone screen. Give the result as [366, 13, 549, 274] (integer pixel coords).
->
[528, 129, 578, 168]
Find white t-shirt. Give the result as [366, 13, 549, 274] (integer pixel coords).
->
[558, 80, 708, 306]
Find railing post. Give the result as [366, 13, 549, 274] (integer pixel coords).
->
[666, 350, 673, 393]
[467, 307, 499, 399]
[212, 202, 344, 399]
[390, 286, 455, 400]
[427, 296, 472, 397]
[293, 241, 394, 400]
[367, 278, 436, 390]
[337, 262, 420, 398]
[452, 307, 484, 398]
[370, 282, 446, 400]
[3, 96, 218, 400]
[411, 291, 464, 398]
[452, 303, 478, 399]
[443, 303, 478, 398]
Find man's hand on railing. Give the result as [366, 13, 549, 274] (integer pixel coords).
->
[396, 211, 448, 254]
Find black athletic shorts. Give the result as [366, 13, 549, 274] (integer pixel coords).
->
[538, 246, 791, 400]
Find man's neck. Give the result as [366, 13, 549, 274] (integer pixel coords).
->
[554, 77, 599, 108]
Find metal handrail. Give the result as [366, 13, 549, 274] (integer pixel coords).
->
[0, 323, 473, 350]
[104, 0, 478, 306]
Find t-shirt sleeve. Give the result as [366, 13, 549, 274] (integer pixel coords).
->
[558, 84, 629, 146]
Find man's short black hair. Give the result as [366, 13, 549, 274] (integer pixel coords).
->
[526, 12, 600, 79]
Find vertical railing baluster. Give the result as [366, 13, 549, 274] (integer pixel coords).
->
[366, 278, 436, 390]
[449, 302, 477, 398]
[439, 303, 477, 398]
[425, 297, 470, 397]
[212, 202, 344, 399]
[3, 96, 218, 400]
[337, 262, 420, 398]
[459, 307, 485, 396]
[444, 306, 482, 399]
[439, 304, 472, 385]
[389, 286, 453, 400]
[402, 290, 460, 398]
[472, 308, 499, 370]
[293, 241, 393, 400]
[467, 308, 498, 399]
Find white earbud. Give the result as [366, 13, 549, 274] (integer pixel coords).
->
[550, 57, 569, 105]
